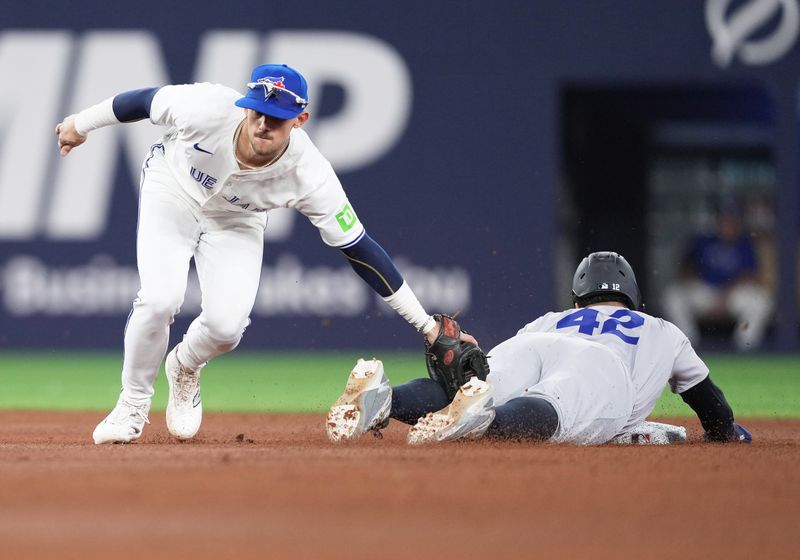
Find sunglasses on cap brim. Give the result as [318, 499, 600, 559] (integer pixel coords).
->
[246, 81, 308, 110]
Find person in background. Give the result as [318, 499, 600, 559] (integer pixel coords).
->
[662, 203, 773, 351]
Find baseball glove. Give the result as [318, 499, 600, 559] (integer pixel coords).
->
[424, 314, 490, 400]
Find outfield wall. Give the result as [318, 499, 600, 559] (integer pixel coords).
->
[0, 1, 798, 351]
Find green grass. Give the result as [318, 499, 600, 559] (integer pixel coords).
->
[0, 351, 425, 413]
[651, 355, 800, 418]
[0, 352, 797, 418]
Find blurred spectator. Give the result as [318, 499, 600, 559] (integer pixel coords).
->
[662, 204, 773, 351]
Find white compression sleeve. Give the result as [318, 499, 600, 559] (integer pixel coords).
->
[74, 97, 119, 136]
[382, 282, 437, 334]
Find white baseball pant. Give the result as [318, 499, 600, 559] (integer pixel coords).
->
[662, 279, 773, 351]
[487, 333, 634, 445]
[121, 150, 267, 404]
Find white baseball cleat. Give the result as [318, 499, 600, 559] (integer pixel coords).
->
[407, 378, 496, 445]
[610, 420, 687, 445]
[92, 394, 151, 444]
[165, 346, 204, 440]
[326, 358, 392, 443]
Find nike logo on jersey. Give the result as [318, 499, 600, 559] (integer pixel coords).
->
[193, 142, 213, 155]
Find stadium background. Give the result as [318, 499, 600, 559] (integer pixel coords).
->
[1, 2, 799, 559]
[2, 0, 798, 355]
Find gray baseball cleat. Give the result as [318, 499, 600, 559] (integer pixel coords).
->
[165, 346, 204, 440]
[407, 378, 496, 445]
[92, 394, 151, 444]
[610, 420, 687, 445]
[326, 358, 392, 442]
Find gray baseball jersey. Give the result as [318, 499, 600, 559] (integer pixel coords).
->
[512, 305, 709, 432]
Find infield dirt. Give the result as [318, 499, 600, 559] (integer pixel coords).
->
[0, 412, 797, 559]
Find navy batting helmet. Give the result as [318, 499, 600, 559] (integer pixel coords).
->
[571, 251, 642, 310]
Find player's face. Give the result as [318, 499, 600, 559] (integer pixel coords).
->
[243, 109, 309, 161]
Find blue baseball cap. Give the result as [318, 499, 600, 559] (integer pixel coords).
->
[235, 63, 309, 119]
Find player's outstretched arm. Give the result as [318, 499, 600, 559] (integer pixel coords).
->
[680, 375, 752, 443]
[55, 87, 160, 157]
[338, 232, 477, 346]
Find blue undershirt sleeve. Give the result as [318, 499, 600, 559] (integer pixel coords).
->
[339, 232, 404, 297]
[112, 87, 160, 122]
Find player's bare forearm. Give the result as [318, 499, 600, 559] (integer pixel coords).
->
[55, 115, 87, 157]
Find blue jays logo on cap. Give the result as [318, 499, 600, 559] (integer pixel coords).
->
[235, 63, 309, 120]
[260, 76, 286, 88]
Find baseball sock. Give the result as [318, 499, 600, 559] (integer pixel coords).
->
[390, 378, 450, 425]
[486, 397, 559, 441]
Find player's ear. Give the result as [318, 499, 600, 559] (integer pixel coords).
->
[293, 112, 310, 128]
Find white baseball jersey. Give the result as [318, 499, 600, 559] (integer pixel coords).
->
[148, 82, 365, 247]
[486, 305, 709, 444]
[116, 82, 369, 406]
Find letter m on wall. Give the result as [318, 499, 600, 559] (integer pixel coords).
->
[0, 31, 168, 240]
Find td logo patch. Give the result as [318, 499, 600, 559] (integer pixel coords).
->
[336, 203, 358, 232]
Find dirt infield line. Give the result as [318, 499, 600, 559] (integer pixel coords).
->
[0, 412, 797, 560]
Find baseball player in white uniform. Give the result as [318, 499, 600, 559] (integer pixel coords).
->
[327, 252, 752, 446]
[56, 64, 470, 444]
